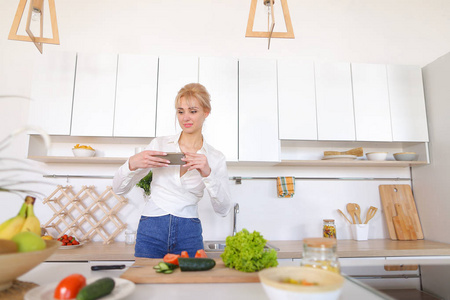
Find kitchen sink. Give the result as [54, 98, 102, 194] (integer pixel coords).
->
[203, 241, 279, 252]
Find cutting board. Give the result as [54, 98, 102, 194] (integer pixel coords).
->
[393, 204, 417, 241]
[379, 185, 423, 240]
[120, 258, 260, 284]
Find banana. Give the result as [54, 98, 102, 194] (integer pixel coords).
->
[0, 202, 27, 239]
[20, 200, 41, 236]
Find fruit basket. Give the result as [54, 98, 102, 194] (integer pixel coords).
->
[0, 239, 60, 291]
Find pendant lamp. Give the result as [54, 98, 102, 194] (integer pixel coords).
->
[246, 0, 294, 49]
[8, 0, 60, 53]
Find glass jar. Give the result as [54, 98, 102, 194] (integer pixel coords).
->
[323, 219, 336, 238]
[301, 237, 340, 273]
[125, 230, 136, 245]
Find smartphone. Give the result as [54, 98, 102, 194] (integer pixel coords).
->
[154, 152, 185, 165]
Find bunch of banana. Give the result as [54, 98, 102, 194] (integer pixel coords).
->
[0, 196, 41, 239]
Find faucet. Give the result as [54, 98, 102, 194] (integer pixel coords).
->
[233, 203, 239, 236]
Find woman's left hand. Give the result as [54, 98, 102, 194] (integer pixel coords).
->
[182, 152, 211, 177]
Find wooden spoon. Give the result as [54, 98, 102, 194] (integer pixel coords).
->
[337, 209, 352, 224]
[346, 203, 356, 224]
[353, 203, 363, 224]
[364, 206, 378, 224]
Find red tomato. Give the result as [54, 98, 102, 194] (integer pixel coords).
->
[163, 253, 180, 266]
[195, 249, 208, 258]
[181, 251, 189, 258]
[54, 274, 86, 299]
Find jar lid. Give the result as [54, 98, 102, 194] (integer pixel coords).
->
[323, 219, 335, 222]
[303, 237, 336, 248]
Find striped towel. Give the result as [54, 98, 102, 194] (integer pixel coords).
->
[277, 177, 295, 198]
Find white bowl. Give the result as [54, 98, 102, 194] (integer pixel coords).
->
[72, 148, 95, 157]
[258, 266, 344, 300]
[393, 152, 418, 161]
[366, 152, 388, 161]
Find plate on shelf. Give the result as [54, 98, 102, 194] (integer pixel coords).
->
[59, 242, 84, 250]
[24, 277, 135, 300]
[322, 155, 357, 161]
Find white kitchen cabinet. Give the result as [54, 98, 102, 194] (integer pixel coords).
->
[352, 63, 392, 142]
[156, 56, 199, 137]
[71, 53, 118, 137]
[239, 58, 280, 162]
[199, 57, 238, 162]
[387, 65, 429, 142]
[29, 51, 77, 135]
[114, 54, 158, 137]
[315, 62, 355, 141]
[278, 59, 317, 140]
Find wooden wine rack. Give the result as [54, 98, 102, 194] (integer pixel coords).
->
[43, 185, 128, 244]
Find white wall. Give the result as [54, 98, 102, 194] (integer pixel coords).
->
[1, 0, 448, 242]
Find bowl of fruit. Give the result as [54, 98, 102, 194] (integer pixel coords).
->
[258, 266, 344, 300]
[72, 144, 95, 157]
[58, 234, 82, 249]
[0, 236, 61, 291]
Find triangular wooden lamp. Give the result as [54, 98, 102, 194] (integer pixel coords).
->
[246, 0, 294, 49]
[8, 0, 60, 54]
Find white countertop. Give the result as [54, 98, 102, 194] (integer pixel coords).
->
[19, 261, 392, 300]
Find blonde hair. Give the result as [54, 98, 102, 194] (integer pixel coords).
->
[175, 83, 211, 113]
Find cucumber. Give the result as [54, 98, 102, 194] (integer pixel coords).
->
[76, 277, 115, 300]
[178, 258, 216, 271]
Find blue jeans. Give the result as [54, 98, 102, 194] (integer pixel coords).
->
[134, 214, 204, 258]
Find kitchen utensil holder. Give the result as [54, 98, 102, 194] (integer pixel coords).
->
[42, 185, 128, 244]
[351, 224, 369, 241]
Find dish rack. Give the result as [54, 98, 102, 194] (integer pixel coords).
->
[42, 185, 128, 244]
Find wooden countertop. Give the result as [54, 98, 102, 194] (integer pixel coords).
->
[46, 239, 450, 262]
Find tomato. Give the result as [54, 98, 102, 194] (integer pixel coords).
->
[54, 273, 86, 299]
[163, 253, 180, 266]
[195, 249, 208, 258]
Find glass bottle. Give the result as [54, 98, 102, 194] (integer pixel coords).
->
[301, 237, 340, 273]
[323, 219, 337, 238]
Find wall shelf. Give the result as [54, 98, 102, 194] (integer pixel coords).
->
[277, 160, 428, 167]
[28, 156, 127, 164]
[27, 155, 427, 167]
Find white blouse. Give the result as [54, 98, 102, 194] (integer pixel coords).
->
[112, 133, 232, 218]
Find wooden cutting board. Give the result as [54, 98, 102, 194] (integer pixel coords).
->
[393, 204, 417, 241]
[120, 258, 260, 284]
[379, 185, 423, 240]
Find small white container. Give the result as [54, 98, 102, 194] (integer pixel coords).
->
[351, 224, 369, 241]
[366, 152, 388, 161]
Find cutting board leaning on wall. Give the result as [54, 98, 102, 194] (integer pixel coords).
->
[379, 185, 424, 240]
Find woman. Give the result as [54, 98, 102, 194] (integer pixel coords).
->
[113, 83, 232, 258]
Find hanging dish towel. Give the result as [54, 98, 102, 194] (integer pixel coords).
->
[277, 177, 295, 198]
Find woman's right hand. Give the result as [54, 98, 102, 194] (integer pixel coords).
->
[128, 151, 170, 171]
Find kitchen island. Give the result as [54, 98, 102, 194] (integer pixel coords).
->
[19, 262, 391, 299]
[16, 239, 450, 299]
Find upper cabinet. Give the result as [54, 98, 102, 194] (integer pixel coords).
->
[387, 65, 429, 142]
[352, 63, 392, 142]
[29, 51, 77, 135]
[239, 58, 280, 162]
[199, 57, 238, 162]
[114, 54, 158, 138]
[278, 59, 317, 140]
[156, 56, 199, 137]
[71, 53, 118, 137]
[315, 62, 355, 141]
